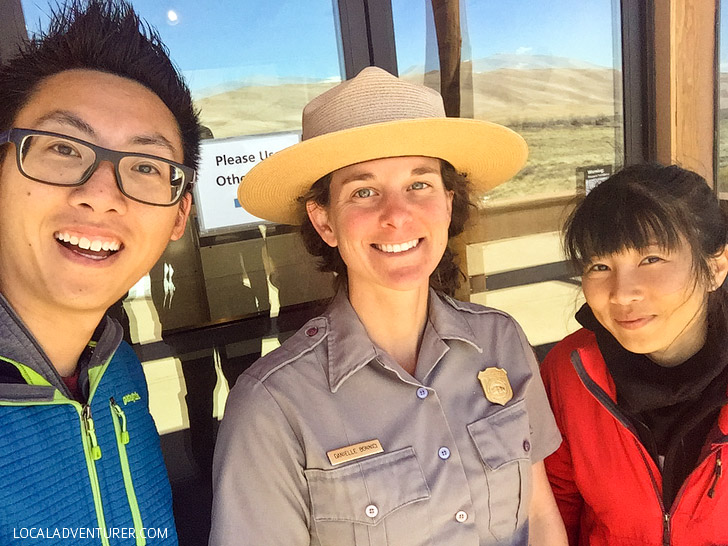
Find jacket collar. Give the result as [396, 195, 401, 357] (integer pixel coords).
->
[0, 293, 58, 387]
[574, 302, 728, 438]
[324, 289, 481, 392]
[0, 292, 122, 395]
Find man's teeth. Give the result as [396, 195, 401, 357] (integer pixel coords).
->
[55, 232, 120, 252]
[376, 239, 420, 253]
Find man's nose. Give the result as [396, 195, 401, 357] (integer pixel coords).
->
[67, 160, 128, 213]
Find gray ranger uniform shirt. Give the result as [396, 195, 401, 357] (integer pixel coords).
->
[210, 289, 561, 546]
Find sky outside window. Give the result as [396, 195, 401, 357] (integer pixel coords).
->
[21, 0, 343, 95]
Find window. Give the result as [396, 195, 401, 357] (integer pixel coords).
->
[392, 0, 623, 348]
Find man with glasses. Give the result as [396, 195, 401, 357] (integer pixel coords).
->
[0, 1, 200, 543]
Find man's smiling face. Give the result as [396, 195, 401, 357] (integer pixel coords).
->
[0, 69, 191, 317]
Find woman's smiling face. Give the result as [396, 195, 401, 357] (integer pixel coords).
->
[581, 240, 715, 366]
[306, 156, 453, 297]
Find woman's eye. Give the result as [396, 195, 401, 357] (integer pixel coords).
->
[410, 181, 429, 190]
[642, 255, 663, 265]
[587, 263, 609, 273]
[354, 188, 373, 198]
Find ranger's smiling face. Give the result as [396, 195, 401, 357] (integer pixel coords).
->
[307, 156, 453, 296]
[0, 69, 190, 317]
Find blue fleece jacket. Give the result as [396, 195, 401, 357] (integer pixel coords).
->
[0, 295, 178, 545]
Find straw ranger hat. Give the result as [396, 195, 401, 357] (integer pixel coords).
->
[238, 66, 528, 225]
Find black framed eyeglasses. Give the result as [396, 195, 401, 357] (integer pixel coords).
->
[0, 128, 195, 206]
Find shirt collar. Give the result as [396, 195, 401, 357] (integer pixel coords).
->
[324, 289, 379, 392]
[323, 289, 482, 392]
[427, 292, 483, 351]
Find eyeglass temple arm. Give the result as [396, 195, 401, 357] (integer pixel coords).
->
[0, 131, 10, 145]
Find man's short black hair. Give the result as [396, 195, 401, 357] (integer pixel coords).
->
[0, 0, 201, 173]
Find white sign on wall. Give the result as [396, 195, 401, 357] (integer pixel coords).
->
[193, 131, 300, 234]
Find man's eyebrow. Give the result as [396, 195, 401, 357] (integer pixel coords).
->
[34, 110, 96, 137]
[130, 134, 178, 156]
[33, 110, 178, 156]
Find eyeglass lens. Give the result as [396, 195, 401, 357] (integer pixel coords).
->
[19, 133, 185, 205]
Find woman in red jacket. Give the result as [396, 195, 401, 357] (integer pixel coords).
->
[541, 164, 728, 545]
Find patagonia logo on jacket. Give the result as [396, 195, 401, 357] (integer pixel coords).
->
[122, 391, 141, 405]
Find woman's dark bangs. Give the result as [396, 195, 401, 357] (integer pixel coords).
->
[567, 189, 681, 269]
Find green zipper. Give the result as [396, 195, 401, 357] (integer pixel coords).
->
[110, 397, 146, 546]
[81, 404, 110, 546]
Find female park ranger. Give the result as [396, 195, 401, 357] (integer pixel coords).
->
[210, 66, 567, 546]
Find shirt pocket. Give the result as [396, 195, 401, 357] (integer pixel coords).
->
[468, 399, 532, 540]
[305, 446, 431, 546]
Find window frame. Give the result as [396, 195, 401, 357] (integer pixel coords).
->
[0, 0, 27, 64]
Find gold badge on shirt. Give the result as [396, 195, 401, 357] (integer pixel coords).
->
[478, 367, 513, 405]
[327, 439, 384, 466]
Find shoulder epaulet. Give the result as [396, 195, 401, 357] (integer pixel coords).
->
[245, 316, 328, 382]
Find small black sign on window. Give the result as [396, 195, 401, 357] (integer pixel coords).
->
[576, 165, 613, 194]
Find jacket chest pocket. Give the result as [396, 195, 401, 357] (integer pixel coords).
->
[468, 400, 531, 541]
[305, 447, 431, 546]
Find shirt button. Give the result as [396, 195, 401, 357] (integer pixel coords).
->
[523, 439, 531, 453]
[438, 447, 451, 460]
[365, 504, 378, 518]
[305, 326, 319, 337]
[416, 387, 429, 399]
[455, 510, 468, 523]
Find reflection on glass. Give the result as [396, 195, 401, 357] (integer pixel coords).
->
[392, 0, 623, 202]
[22, 0, 344, 138]
[392, 0, 622, 348]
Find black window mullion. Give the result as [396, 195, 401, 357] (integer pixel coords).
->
[336, 0, 372, 78]
[363, 0, 398, 76]
[336, 0, 397, 78]
[621, 0, 657, 166]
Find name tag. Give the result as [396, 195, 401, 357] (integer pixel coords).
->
[326, 439, 384, 466]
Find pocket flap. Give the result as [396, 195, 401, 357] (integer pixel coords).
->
[305, 446, 430, 525]
[468, 400, 530, 470]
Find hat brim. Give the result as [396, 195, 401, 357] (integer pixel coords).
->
[239, 117, 528, 225]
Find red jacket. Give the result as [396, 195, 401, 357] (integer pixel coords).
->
[541, 328, 727, 546]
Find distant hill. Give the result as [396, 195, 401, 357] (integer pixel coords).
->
[400, 53, 607, 76]
[196, 55, 620, 138]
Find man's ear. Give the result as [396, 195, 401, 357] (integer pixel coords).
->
[306, 200, 338, 248]
[709, 245, 728, 291]
[170, 193, 192, 241]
